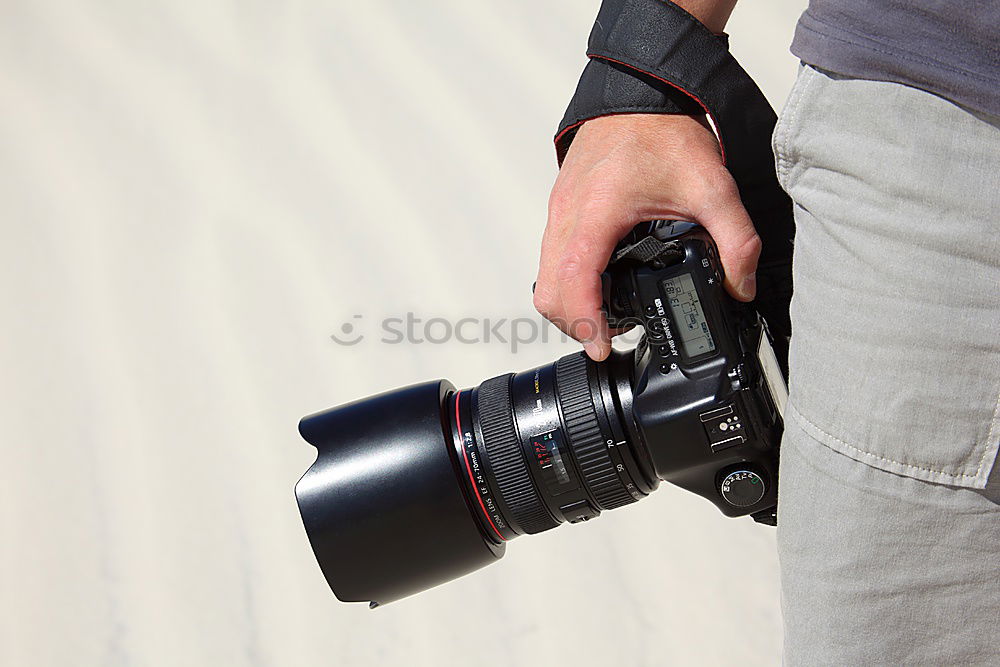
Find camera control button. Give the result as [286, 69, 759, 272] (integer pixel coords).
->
[559, 499, 600, 524]
[646, 319, 667, 342]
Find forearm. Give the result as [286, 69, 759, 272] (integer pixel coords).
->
[672, 0, 738, 33]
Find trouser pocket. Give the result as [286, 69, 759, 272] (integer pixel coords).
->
[774, 65, 1000, 488]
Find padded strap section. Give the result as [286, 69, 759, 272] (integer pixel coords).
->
[556, 58, 703, 161]
[586, 0, 785, 218]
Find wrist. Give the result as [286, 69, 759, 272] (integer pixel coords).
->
[671, 0, 738, 34]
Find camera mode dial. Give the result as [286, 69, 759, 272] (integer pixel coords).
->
[719, 469, 766, 508]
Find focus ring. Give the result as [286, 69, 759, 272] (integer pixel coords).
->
[476, 374, 558, 534]
[556, 353, 636, 510]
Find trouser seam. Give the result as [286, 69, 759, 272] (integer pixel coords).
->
[787, 401, 992, 482]
[775, 64, 817, 183]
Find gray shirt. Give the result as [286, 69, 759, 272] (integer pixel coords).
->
[790, 0, 1000, 117]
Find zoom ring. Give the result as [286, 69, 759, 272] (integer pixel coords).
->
[556, 353, 636, 510]
[476, 374, 558, 535]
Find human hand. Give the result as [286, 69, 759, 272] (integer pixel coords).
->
[533, 113, 761, 361]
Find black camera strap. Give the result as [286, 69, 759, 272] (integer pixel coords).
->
[611, 236, 684, 266]
[556, 0, 794, 365]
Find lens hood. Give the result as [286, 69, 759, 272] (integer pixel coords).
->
[295, 380, 504, 606]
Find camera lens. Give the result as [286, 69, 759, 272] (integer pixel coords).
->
[456, 351, 657, 543]
[296, 350, 658, 606]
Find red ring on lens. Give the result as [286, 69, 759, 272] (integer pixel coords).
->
[454, 391, 506, 542]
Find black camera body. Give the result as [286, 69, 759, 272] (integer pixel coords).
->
[603, 220, 786, 522]
[295, 221, 789, 606]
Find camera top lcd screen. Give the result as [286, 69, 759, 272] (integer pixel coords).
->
[661, 273, 716, 359]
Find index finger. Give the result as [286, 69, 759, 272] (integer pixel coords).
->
[554, 224, 621, 361]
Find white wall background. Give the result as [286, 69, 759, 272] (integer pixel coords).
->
[0, 2, 805, 665]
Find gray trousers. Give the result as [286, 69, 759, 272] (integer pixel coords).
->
[772, 65, 1000, 665]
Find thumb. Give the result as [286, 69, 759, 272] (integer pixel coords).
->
[695, 178, 762, 302]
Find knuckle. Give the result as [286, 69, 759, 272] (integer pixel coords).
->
[576, 189, 619, 222]
[547, 187, 573, 222]
[699, 166, 741, 203]
[734, 232, 762, 264]
[556, 254, 583, 284]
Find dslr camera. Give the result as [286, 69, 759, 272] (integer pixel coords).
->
[296, 221, 788, 606]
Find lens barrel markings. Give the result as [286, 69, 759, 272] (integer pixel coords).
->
[453, 390, 512, 542]
[475, 374, 559, 535]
